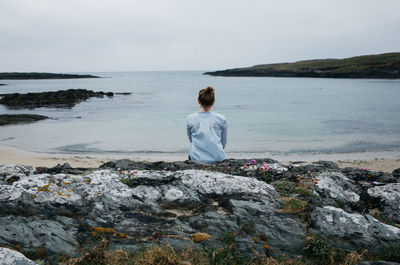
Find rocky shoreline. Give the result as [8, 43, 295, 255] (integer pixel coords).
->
[204, 52, 400, 79]
[0, 72, 100, 80]
[0, 89, 116, 109]
[0, 114, 49, 126]
[0, 158, 399, 264]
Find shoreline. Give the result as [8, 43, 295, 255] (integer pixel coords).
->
[0, 145, 399, 172]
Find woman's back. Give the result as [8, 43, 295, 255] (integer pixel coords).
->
[186, 86, 227, 163]
[187, 111, 227, 163]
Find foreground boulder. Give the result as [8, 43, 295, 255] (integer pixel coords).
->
[0, 247, 37, 265]
[0, 159, 399, 264]
[309, 206, 400, 254]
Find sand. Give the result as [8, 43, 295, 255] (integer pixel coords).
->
[0, 145, 399, 173]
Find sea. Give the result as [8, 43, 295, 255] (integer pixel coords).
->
[1, 71, 400, 160]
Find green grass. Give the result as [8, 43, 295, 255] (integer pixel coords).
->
[240, 221, 256, 235]
[379, 244, 400, 262]
[280, 198, 308, 214]
[273, 181, 299, 196]
[219, 231, 236, 244]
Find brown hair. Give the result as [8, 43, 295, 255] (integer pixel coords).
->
[198, 86, 215, 107]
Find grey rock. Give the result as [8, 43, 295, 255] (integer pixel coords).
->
[0, 114, 49, 126]
[0, 247, 37, 265]
[393, 168, 400, 178]
[314, 171, 361, 204]
[357, 260, 400, 265]
[368, 183, 400, 223]
[1, 162, 398, 263]
[310, 206, 400, 254]
[0, 215, 79, 257]
[288, 161, 339, 174]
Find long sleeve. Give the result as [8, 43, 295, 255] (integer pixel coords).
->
[221, 119, 227, 149]
[186, 119, 192, 143]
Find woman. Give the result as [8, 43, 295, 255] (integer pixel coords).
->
[187, 86, 227, 163]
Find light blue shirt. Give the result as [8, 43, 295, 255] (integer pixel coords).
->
[187, 111, 227, 163]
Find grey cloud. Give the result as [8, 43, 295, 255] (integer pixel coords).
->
[0, 0, 399, 71]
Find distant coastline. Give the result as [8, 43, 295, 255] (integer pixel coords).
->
[0, 72, 100, 80]
[205, 52, 400, 78]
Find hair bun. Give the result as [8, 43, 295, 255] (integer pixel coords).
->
[204, 86, 214, 94]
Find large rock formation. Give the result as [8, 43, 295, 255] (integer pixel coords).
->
[0, 89, 114, 108]
[0, 72, 99, 80]
[0, 160, 399, 264]
[0, 114, 49, 126]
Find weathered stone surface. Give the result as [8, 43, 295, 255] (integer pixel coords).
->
[357, 261, 400, 265]
[314, 172, 361, 204]
[0, 216, 79, 257]
[341, 167, 397, 183]
[100, 158, 289, 183]
[0, 159, 399, 263]
[0, 247, 37, 265]
[288, 161, 340, 174]
[393, 168, 400, 178]
[0, 165, 307, 261]
[0, 89, 114, 109]
[310, 206, 400, 254]
[367, 183, 400, 223]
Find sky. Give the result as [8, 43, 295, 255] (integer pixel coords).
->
[0, 0, 399, 72]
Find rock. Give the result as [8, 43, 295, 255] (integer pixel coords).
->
[34, 162, 88, 175]
[0, 89, 114, 109]
[0, 247, 37, 265]
[367, 183, 400, 223]
[393, 168, 400, 178]
[357, 260, 400, 265]
[0, 72, 99, 79]
[288, 161, 340, 175]
[0, 165, 305, 261]
[309, 206, 400, 254]
[0, 216, 80, 257]
[341, 167, 396, 183]
[314, 171, 361, 205]
[100, 158, 289, 183]
[0, 114, 49, 126]
[1, 160, 399, 263]
[0, 165, 34, 184]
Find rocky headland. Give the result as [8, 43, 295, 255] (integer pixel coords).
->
[0, 159, 399, 264]
[0, 72, 100, 80]
[0, 89, 116, 109]
[204, 52, 400, 79]
[0, 114, 49, 126]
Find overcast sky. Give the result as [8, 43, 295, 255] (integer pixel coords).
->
[0, 0, 399, 72]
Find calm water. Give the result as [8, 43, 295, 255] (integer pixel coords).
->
[1, 71, 400, 156]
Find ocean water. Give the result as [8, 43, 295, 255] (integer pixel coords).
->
[1, 71, 400, 157]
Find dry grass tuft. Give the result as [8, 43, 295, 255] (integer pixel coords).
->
[342, 250, 367, 265]
[60, 238, 129, 265]
[132, 244, 206, 265]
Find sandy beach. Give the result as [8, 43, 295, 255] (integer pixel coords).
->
[1, 145, 399, 172]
